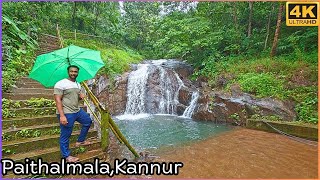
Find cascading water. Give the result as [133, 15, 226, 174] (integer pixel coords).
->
[158, 66, 184, 114]
[182, 91, 199, 118]
[122, 60, 198, 118]
[124, 64, 150, 115]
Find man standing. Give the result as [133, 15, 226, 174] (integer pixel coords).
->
[54, 65, 92, 162]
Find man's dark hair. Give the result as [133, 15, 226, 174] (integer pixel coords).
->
[67, 65, 79, 71]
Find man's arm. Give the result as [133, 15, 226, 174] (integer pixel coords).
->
[79, 86, 86, 100]
[54, 94, 68, 126]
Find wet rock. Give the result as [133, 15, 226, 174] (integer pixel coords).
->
[161, 59, 194, 78]
[130, 64, 138, 71]
[144, 59, 194, 78]
[177, 104, 187, 115]
[193, 104, 215, 120]
[193, 92, 297, 125]
[230, 83, 242, 97]
[215, 73, 235, 88]
[178, 87, 193, 106]
[146, 67, 162, 114]
[91, 74, 128, 115]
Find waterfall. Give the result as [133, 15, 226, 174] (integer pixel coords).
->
[158, 66, 184, 114]
[124, 64, 150, 115]
[123, 60, 198, 118]
[182, 91, 199, 118]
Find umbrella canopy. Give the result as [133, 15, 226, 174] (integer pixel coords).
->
[29, 45, 105, 88]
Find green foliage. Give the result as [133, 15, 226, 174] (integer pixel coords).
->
[33, 108, 56, 116]
[123, 2, 161, 50]
[47, 128, 61, 135]
[230, 113, 240, 120]
[290, 87, 318, 124]
[2, 109, 17, 119]
[295, 98, 318, 124]
[2, 132, 13, 141]
[251, 114, 283, 121]
[2, 148, 16, 155]
[2, 98, 56, 118]
[237, 73, 285, 99]
[16, 129, 34, 138]
[2, 13, 38, 92]
[2, 99, 19, 118]
[64, 38, 143, 77]
[14, 128, 60, 140]
[195, 54, 317, 124]
[74, 147, 87, 154]
[25, 98, 56, 108]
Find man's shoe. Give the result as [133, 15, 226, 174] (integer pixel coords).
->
[66, 156, 79, 162]
[75, 140, 92, 147]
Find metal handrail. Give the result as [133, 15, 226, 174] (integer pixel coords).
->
[81, 82, 139, 158]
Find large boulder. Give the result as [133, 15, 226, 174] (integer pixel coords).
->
[193, 91, 297, 125]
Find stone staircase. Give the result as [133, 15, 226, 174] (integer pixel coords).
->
[36, 33, 61, 56]
[2, 77, 104, 178]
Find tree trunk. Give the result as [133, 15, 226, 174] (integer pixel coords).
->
[232, 2, 238, 30]
[264, 4, 275, 50]
[270, 3, 283, 58]
[72, 2, 77, 30]
[93, 2, 99, 35]
[247, 2, 253, 37]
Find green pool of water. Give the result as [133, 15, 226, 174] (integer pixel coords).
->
[115, 114, 233, 151]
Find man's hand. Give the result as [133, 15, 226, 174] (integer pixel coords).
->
[79, 93, 85, 100]
[60, 116, 68, 126]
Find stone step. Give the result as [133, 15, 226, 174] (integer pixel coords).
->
[12, 88, 54, 94]
[3, 107, 56, 119]
[3, 148, 105, 179]
[2, 130, 98, 155]
[16, 82, 47, 88]
[2, 106, 87, 119]
[2, 99, 55, 109]
[3, 115, 57, 130]
[17, 77, 40, 84]
[3, 93, 53, 100]
[2, 123, 85, 141]
[38, 43, 60, 50]
[4, 137, 100, 162]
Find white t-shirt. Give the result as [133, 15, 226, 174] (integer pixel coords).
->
[54, 79, 84, 114]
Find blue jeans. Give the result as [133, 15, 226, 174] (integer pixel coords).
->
[57, 108, 92, 158]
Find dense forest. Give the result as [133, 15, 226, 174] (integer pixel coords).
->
[2, 1, 318, 124]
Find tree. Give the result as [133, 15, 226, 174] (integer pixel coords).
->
[270, 3, 284, 58]
[247, 1, 253, 37]
[264, 3, 275, 50]
[72, 2, 77, 30]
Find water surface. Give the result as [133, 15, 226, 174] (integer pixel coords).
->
[115, 114, 232, 151]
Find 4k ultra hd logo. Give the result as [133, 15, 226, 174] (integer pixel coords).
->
[286, 2, 319, 26]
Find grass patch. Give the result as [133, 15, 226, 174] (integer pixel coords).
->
[196, 52, 318, 124]
[236, 72, 286, 99]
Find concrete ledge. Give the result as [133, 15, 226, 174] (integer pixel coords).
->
[246, 119, 318, 141]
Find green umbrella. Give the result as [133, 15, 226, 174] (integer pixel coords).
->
[29, 45, 105, 88]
